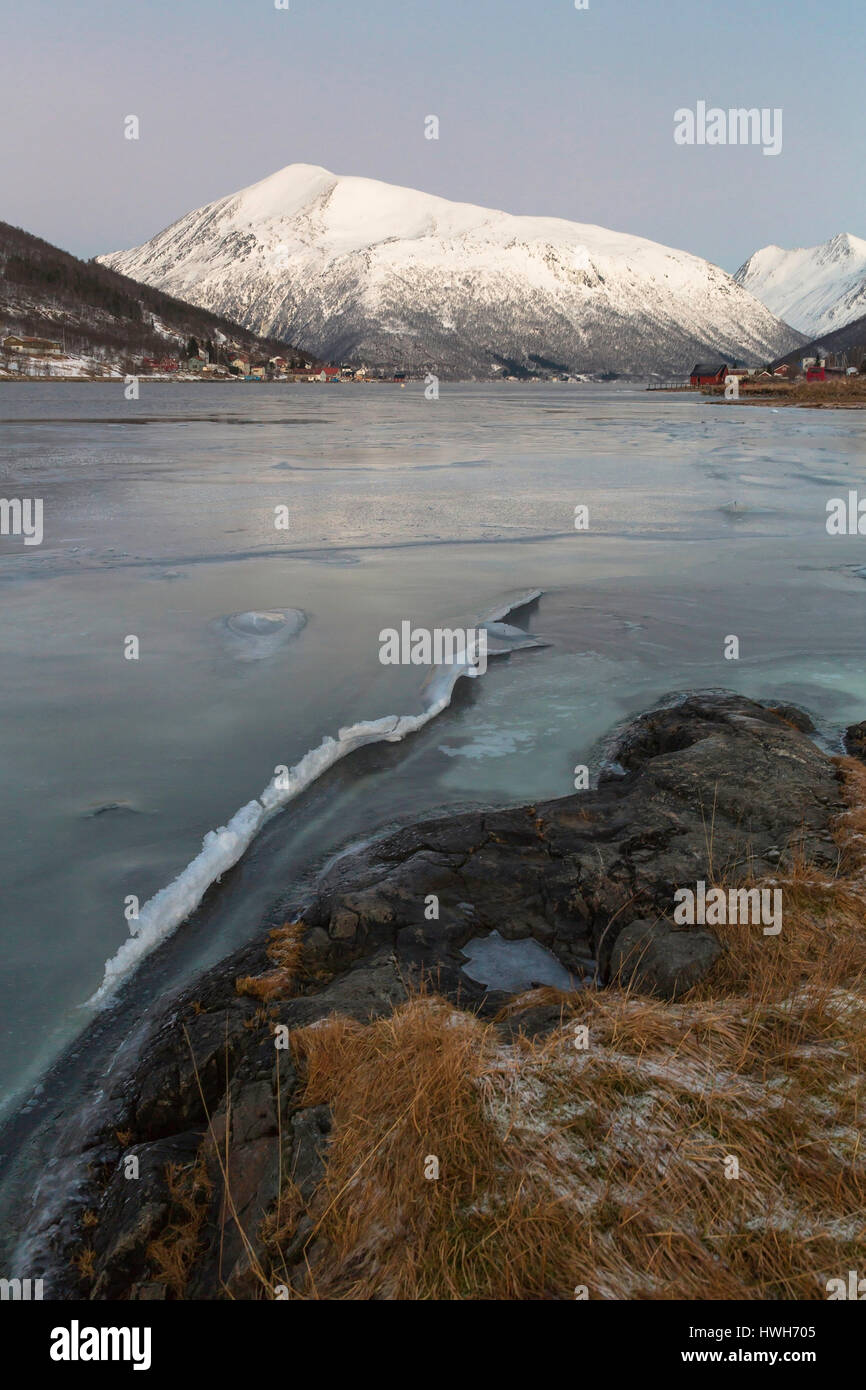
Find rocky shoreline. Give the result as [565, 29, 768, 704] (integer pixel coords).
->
[12, 692, 862, 1300]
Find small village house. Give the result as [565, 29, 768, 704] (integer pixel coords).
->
[689, 362, 729, 386]
[806, 364, 845, 382]
[291, 366, 342, 382]
[3, 334, 63, 356]
[804, 349, 847, 382]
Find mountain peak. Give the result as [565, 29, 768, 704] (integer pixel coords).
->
[822, 231, 866, 259]
[98, 167, 802, 378]
[230, 163, 339, 221]
[734, 232, 866, 336]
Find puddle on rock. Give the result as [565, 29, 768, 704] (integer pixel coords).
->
[459, 930, 587, 993]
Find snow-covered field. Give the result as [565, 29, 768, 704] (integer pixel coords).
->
[0, 353, 124, 380]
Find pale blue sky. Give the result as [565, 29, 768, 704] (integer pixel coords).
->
[1, 0, 862, 271]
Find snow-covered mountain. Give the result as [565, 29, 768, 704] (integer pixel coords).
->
[99, 164, 803, 378]
[734, 233, 866, 339]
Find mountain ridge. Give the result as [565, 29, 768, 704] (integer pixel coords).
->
[734, 232, 866, 338]
[0, 219, 312, 377]
[98, 163, 805, 379]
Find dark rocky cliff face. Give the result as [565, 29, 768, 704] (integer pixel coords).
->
[17, 694, 846, 1299]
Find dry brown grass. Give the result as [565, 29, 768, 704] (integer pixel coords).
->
[235, 920, 305, 1002]
[258, 760, 866, 1300]
[704, 378, 866, 408]
[72, 1246, 96, 1281]
[145, 1158, 214, 1298]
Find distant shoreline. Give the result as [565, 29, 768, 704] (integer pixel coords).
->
[3, 378, 866, 405]
[701, 381, 866, 410]
[0, 376, 406, 386]
[727, 398, 866, 410]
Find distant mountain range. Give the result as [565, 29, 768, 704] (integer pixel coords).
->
[0, 220, 309, 377]
[735, 233, 866, 339]
[98, 164, 804, 379]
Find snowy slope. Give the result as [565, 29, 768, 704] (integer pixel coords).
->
[99, 164, 803, 378]
[0, 217, 307, 376]
[734, 233, 866, 338]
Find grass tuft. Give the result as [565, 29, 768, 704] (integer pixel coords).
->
[236, 920, 305, 1002]
[145, 1158, 213, 1298]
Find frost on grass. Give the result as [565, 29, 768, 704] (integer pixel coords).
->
[257, 758, 866, 1301]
